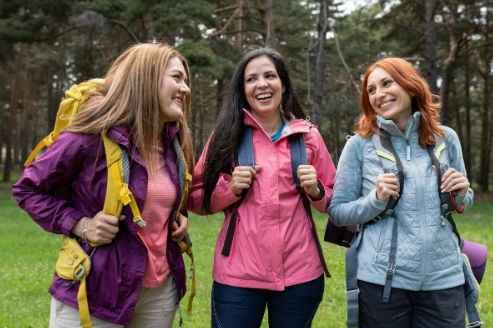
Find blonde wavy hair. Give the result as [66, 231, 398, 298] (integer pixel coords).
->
[67, 42, 194, 179]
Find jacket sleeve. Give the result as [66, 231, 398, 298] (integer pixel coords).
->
[444, 127, 474, 212]
[187, 136, 240, 215]
[327, 135, 387, 226]
[12, 132, 89, 236]
[304, 126, 336, 213]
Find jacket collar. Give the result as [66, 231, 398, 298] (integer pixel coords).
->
[242, 108, 311, 138]
[377, 111, 421, 139]
[106, 122, 179, 167]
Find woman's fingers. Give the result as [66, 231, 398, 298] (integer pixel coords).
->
[376, 173, 401, 201]
[86, 211, 121, 244]
[229, 165, 262, 195]
[441, 168, 469, 195]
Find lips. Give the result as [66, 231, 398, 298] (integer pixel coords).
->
[172, 97, 183, 105]
[256, 93, 273, 100]
[379, 99, 395, 109]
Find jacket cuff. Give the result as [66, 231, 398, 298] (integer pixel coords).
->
[61, 209, 86, 237]
[308, 180, 326, 202]
[369, 189, 388, 211]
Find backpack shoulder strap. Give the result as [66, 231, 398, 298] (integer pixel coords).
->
[238, 126, 255, 169]
[288, 132, 330, 278]
[222, 126, 254, 257]
[288, 132, 307, 188]
[101, 130, 145, 228]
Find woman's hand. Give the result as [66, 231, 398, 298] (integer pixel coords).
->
[376, 173, 401, 201]
[228, 165, 262, 195]
[441, 168, 469, 195]
[172, 214, 189, 242]
[297, 165, 322, 200]
[71, 211, 126, 244]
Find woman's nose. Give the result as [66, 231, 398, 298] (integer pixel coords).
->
[180, 82, 190, 95]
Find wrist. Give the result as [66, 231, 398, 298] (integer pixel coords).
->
[82, 217, 91, 245]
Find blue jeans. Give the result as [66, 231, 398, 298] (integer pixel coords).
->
[211, 275, 324, 328]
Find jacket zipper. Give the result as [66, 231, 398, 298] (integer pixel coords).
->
[229, 214, 241, 265]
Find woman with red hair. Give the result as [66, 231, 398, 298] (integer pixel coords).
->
[328, 57, 473, 327]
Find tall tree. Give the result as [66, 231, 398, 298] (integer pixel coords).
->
[3, 43, 24, 182]
[312, 0, 329, 128]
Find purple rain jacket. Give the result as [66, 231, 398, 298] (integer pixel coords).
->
[12, 123, 187, 326]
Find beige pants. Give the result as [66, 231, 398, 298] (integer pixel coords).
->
[49, 274, 178, 328]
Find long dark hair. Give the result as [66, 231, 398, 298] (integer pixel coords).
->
[201, 47, 306, 214]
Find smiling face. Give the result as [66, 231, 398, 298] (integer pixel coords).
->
[244, 56, 284, 121]
[160, 56, 190, 123]
[366, 67, 413, 130]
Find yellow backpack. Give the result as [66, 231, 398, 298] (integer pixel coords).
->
[25, 81, 195, 328]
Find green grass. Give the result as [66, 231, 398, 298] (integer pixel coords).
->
[1, 184, 492, 327]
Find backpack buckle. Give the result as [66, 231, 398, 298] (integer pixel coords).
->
[466, 321, 484, 328]
[373, 216, 382, 223]
[133, 216, 147, 227]
[386, 263, 396, 276]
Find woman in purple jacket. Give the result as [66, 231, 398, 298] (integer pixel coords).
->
[12, 43, 194, 327]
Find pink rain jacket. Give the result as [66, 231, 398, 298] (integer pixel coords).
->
[188, 110, 336, 290]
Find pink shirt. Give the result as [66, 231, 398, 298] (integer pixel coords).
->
[137, 147, 177, 288]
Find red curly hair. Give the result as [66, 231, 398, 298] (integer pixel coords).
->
[356, 57, 444, 147]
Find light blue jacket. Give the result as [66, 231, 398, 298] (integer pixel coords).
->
[328, 112, 473, 291]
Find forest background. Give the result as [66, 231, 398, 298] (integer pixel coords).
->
[0, 0, 492, 187]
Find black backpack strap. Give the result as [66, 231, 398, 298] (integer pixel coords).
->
[426, 142, 462, 246]
[289, 133, 330, 278]
[377, 129, 404, 304]
[221, 127, 254, 257]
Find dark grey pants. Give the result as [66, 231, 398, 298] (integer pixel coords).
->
[358, 280, 466, 328]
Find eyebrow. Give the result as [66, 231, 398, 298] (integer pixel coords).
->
[367, 76, 392, 88]
[245, 70, 277, 78]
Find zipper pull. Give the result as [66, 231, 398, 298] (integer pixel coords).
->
[406, 141, 411, 161]
[374, 253, 378, 262]
[441, 215, 445, 227]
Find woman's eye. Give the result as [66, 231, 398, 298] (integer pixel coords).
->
[368, 88, 375, 94]
[383, 80, 392, 86]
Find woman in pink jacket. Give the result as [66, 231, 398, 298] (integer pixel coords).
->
[188, 47, 336, 328]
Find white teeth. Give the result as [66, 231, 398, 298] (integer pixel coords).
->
[379, 100, 395, 108]
[172, 98, 182, 104]
[256, 93, 272, 100]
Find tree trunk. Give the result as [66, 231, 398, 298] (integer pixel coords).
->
[260, 0, 276, 49]
[234, 0, 243, 46]
[217, 78, 224, 117]
[3, 43, 25, 182]
[439, 65, 453, 124]
[198, 77, 205, 157]
[312, 0, 328, 129]
[21, 69, 32, 164]
[464, 52, 472, 180]
[479, 47, 491, 192]
[439, 0, 460, 125]
[46, 67, 54, 134]
[142, 11, 155, 41]
[425, 0, 438, 94]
